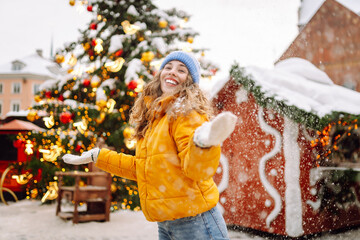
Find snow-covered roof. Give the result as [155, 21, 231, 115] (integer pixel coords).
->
[213, 57, 360, 130]
[0, 52, 63, 78]
[0, 119, 44, 132]
[299, 0, 360, 26]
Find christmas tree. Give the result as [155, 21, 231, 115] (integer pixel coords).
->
[11, 0, 218, 210]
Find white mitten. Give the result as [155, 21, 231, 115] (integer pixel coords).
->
[62, 148, 100, 165]
[194, 112, 237, 148]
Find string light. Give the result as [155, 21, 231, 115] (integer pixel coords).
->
[12, 173, 33, 185]
[41, 182, 58, 203]
[73, 119, 88, 134]
[39, 145, 63, 162]
[94, 38, 104, 54]
[43, 115, 55, 128]
[24, 140, 34, 155]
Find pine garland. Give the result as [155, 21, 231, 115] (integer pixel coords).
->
[230, 64, 360, 131]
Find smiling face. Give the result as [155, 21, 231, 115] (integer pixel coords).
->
[160, 60, 189, 94]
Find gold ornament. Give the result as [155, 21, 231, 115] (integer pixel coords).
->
[83, 42, 91, 51]
[111, 183, 117, 193]
[55, 54, 65, 64]
[141, 51, 155, 62]
[121, 20, 140, 35]
[96, 112, 106, 124]
[187, 36, 194, 44]
[69, 0, 75, 6]
[159, 20, 168, 28]
[31, 188, 38, 199]
[91, 78, 101, 88]
[123, 127, 135, 139]
[43, 115, 55, 128]
[96, 99, 107, 109]
[12, 173, 33, 185]
[137, 35, 145, 42]
[41, 182, 58, 203]
[34, 95, 42, 103]
[27, 111, 38, 122]
[104, 57, 125, 72]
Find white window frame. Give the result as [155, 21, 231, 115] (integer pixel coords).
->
[12, 82, 21, 94]
[10, 100, 20, 112]
[33, 83, 40, 94]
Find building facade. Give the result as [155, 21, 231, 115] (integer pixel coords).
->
[0, 50, 62, 119]
[279, 0, 360, 92]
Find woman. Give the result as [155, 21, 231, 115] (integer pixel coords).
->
[63, 51, 237, 240]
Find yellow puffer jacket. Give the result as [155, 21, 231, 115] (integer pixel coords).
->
[96, 98, 221, 222]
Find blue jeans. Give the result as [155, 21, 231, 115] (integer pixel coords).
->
[157, 206, 229, 240]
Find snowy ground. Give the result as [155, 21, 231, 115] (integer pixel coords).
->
[1, 200, 360, 240]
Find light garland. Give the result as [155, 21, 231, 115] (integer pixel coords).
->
[12, 173, 33, 185]
[41, 182, 58, 203]
[24, 140, 34, 155]
[43, 115, 55, 128]
[94, 38, 104, 54]
[73, 119, 88, 134]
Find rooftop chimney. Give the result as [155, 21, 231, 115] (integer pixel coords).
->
[36, 49, 43, 57]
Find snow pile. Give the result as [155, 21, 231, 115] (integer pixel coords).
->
[108, 34, 124, 53]
[1, 200, 360, 239]
[244, 58, 360, 117]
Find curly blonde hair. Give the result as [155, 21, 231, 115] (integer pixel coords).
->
[129, 70, 213, 139]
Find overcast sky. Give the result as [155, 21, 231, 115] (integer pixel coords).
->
[0, 0, 301, 79]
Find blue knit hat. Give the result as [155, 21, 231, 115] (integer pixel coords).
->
[160, 51, 201, 84]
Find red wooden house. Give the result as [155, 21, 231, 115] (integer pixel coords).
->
[212, 58, 360, 237]
[0, 119, 43, 196]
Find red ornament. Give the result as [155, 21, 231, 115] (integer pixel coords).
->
[75, 144, 82, 152]
[90, 23, 97, 30]
[210, 68, 218, 75]
[88, 49, 94, 57]
[87, 5, 93, 12]
[45, 91, 52, 98]
[115, 49, 123, 57]
[169, 25, 176, 30]
[34, 168, 42, 181]
[91, 39, 97, 46]
[128, 80, 138, 90]
[83, 79, 90, 87]
[60, 112, 72, 124]
[58, 95, 64, 101]
[110, 89, 116, 96]
[13, 139, 23, 148]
